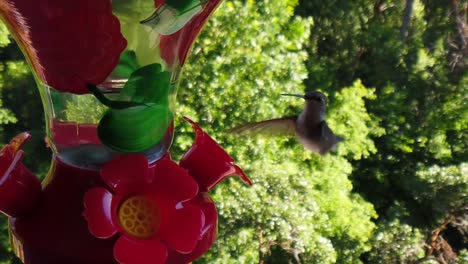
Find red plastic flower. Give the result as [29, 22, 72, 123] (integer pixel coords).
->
[165, 192, 218, 263]
[0, 0, 126, 94]
[84, 154, 204, 264]
[84, 117, 251, 263]
[0, 132, 41, 217]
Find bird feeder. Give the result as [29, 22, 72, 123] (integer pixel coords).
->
[0, 0, 251, 263]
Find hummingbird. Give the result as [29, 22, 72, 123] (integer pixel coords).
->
[228, 91, 343, 155]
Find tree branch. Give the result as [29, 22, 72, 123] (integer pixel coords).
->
[451, 0, 467, 50]
[400, 0, 414, 41]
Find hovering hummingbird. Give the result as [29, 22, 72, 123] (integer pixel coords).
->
[228, 91, 343, 155]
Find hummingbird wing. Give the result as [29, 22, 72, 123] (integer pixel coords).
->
[227, 116, 297, 136]
[317, 121, 344, 154]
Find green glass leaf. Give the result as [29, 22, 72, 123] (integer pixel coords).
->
[140, 0, 207, 35]
[112, 0, 164, 66]
[118, 63, 171, 105]
[166, 0, 202, 13]
[98, 104, 172, 153]
[113, 51, 140, 79]
[90, 62, 173, 153]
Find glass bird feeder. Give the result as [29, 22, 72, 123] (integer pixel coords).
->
[0, 0, 251, 263]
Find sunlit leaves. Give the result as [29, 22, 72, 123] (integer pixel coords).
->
[328, 80, 384, 160]
[365, 203, 426, 263]
[173, 0, 378, 263]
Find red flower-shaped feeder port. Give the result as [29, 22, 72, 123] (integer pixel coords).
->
[84, 154, 204, 264]
[84, 117, 251, 264]
[180, 117, 252, 191]
[0, 132, 41, 217]
[0, 0, 126, 94]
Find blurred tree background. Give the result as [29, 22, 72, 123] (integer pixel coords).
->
[0, 0, 466, 263]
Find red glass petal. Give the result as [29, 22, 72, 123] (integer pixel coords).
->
[83, 187, 118, 239]
[180, 117, 252, 191]
[0, 0, 126, 94]
[101, 154, 149, 195]
[151, 159, 199, 204]
[114, 236, 167, 264]
[155, 0, 164, 8]
[159, 0, 221, 66]
[0, 133, 41, 217]
[159, 31, 180, 66]
[161, 205, 204, 254]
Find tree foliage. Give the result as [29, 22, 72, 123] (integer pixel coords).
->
[296, 0, 467, 262]
[174, 1, 380, 263]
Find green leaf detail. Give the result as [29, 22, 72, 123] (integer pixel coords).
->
[166, 0, 203, 14]
[90, 63, 173, 153]
[98, 104, 172, 153]
[113, 51, 140, 79]
[118, 63, 171, 105]
[140, 0, 207, 35]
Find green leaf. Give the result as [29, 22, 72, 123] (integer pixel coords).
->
[119, 63, 171, 105]
[113, 51, 140, 78]
[166, 0, 203, 13]
[92, 62, 173, 153]
[98, 104, 172, 153]
[140, 0, 204, 35]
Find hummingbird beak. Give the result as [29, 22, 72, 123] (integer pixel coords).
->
[281, 93, 305, 99]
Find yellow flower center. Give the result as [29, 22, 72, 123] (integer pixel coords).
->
[118, 196, 160, 239]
